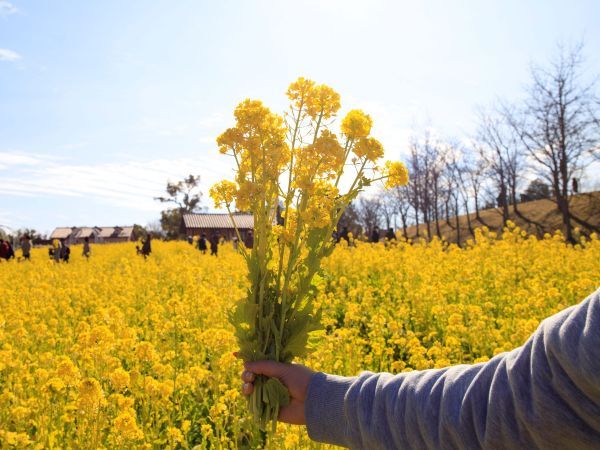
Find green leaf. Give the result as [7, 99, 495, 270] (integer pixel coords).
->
[262, 377, 290, 407]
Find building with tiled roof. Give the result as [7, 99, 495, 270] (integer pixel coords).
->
[49, 227, 74, 240]
[182, 213, 254, 241]
[49, 226, 134, 244]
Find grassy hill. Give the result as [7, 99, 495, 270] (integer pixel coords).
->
[404, 191, 600, 243]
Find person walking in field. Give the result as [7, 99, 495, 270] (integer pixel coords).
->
[52, 239, 62, 263]
[60, 239, 70, 263]
[197, 233, 208, 254]
[141, 235, 152, 259]
[21, 234, 31, 260]
[337, 226, 350, 244]
[240, 288, 600, 449]
[82, 237, 91, 260]
[7, 240, 15, 260]
[0, 239, 10, 261]
[370, 226, 380, 243]
[209, 233, 219, 256]
[385, 227, 397, 241]
[244, 230, 254, 250]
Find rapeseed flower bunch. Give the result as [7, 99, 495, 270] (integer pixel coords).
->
[211, 77, 409, 430]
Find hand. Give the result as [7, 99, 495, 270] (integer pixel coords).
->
[241, 360, 315, 425]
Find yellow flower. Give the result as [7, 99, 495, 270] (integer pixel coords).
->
[341, 109, 373, 139]
[113, 408, 144, 442]
[305, 84, 341, 120]
[109, 367, 130, 392]
[286, 77, 315, 109]
[383, 161, 409, 188]
[166, 426, 184, 444]
[353, 137, 384, 162]
[56, 356, 80, 387]
[43, 377, 66, 395]
[135, 341, 157, 364]
[77, 378, 104, 414]
[216, 127, 243, 155]
[209, 180, 237, 208]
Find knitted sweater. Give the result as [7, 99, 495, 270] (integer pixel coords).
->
[305, 289, 600, 449]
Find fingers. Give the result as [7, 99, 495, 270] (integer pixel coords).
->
[242, 382, 254, 396]
[244, 360, 288, 379]
[241, 370, 255, 383]
[241, 370, 255, 397]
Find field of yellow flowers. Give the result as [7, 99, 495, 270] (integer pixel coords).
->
[0, 226, 598, 449]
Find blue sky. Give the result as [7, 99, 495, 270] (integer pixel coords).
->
[1, 0, 599, 234]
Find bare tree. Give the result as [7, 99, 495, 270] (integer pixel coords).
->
[393, 185, 411, 239]
[406, 138, 423, 237]
[379, 189, 397, 231]
[405, 131, 448, 240]
[357, 196, 382, 238]
[464, 149, 488, 225]
[452, 148, 475, 238]
[510, 44, 599, 242]
[445, 159, 463, 245]
[476, 107, 524, 225]
[337, 201, 362, 238]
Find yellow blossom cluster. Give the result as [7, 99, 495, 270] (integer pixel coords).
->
[383, 160, 410, 188]
[0, 228, 598, 448]
[211, 77, 411, 430]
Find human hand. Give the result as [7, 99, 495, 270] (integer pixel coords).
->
[240, 360, 315, 425]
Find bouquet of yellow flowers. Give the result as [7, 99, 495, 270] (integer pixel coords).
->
[210, 78, 408, 430]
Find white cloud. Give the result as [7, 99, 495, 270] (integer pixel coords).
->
[0, 0, 17, 16]
[0, 48, 21, 61]
[0, 150, 233, 213]
[0, 151, 44, 166]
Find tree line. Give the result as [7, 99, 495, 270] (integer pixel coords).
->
[340, 44, 599, 244]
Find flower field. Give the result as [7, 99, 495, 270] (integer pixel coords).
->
[0, 226, 599, 449]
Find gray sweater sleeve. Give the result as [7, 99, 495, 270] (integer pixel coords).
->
[305, 289, 600, 449]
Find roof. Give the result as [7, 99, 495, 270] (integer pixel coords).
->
[97, 227, 115, 238]
[117, 226, 134, 238]
[75, 227, 99, 238]
[50, 227, 74, 239]
[50, 226, 134, 240]
[182, 213, 254, 230]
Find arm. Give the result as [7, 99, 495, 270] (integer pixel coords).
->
[305, 289, 600, 449]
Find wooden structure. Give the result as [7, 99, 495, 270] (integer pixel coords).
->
[49, 226, 134, 244]
[181, 213, 254, 241]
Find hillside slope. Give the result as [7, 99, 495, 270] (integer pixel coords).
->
[404, 191, 600, 243]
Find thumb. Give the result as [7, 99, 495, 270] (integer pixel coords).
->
[244, 360, 288, 379]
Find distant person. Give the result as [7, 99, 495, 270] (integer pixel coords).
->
[61, 239, 70, 263]
[209, 233, 219, 256]
[197, 234, 208, 254]
[232, 236, 239, 251]
[141, 235, 152, 258]
[0, 239, 9, 261]
[337, 226, 350, 244]
[370, 226, 380, 243]
[82, 237, 91, 260]
[52, 239, 62, 263]
[5, 239, 15, 260]
[572, 177, 579, 194]
[21, 234, 32, 261]
[244, 230, 254, 250]
[385, 227, 397, 241]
